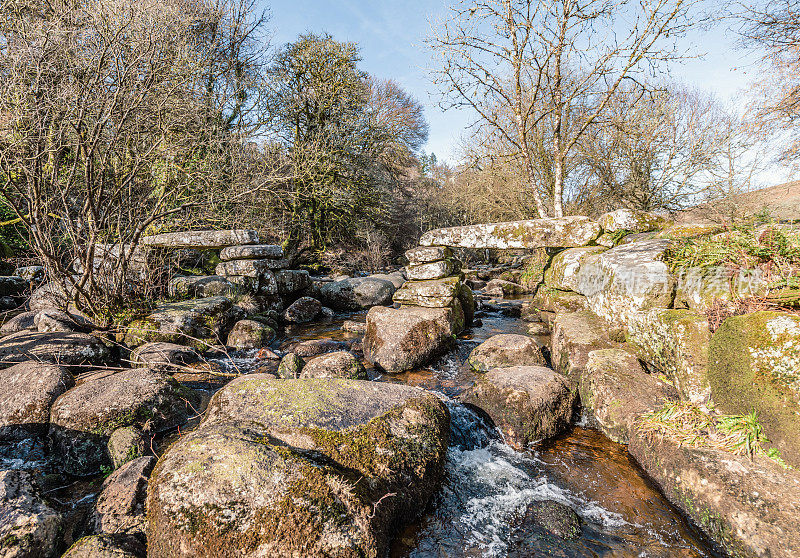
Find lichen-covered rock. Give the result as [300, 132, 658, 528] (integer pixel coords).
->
[597, 208, 671, 233]
[107, 427, 147, 469]
[580, 349, 676, 444]
[147, 377, 449, 558]
[550, 310, 617, 382]
[709, 311, 800, 468]
[342, 320, 367, 335]
[627, 309, 712, 406]
[405, 260, 459, 281]
[595, 233, 615, 247]
[29, 281, 74, 312]
[275, 270, 311, 295]
[319, 277, 396, 311]
[457, 283, 475, 326]
[141, 229, 258, 249]
[530, 288, 588, 314]
[300, 351, 367, 380]
[368, 272, 405, 290]
[167, 275, 236, 298]
[575, 239, 676, 327]
[674, 266, 764, 313]
[0, 362, 74, 440]
[225, 272, 279, 296]
[34, 308, 93, 333]
[628, 428, 800, 558]
[655, 222, 723, 239]
[0, 469, 63, 558]
[516, 500, 581, 541]
[225, 319, 276, 350]
[62, 534, 145, 558]
[364, 305, 462, 373]
[276, 352, 304, 379]
[467, 334, 546, 372]
[420, 217, 601, 249]
[49, 368, 198, 475]
[0, 311, 37, 337]
[393, 276, 461, 308]
[0, 331, 111, 366]
[287, 339, 349, 358]
[283, 296, 322, 323]
[129, 342, 199, 369]
[215, 258, 289, 277]
[219, 244, 283, 261]
[93, 457, 155, 537]
[124, 296, 242, 350]
[485, 279, 526, 298]
[544, 246, 606, 292]
[405, 246, 452, 264]
[463, 366, 575, 450]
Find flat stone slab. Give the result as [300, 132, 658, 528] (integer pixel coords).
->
[215, 258, 289, 277]
[219, 244, 283, 261]
[419, 217, 601, 249]
[0, 331, 111, 366]
[405, 246, 452, 264]
[141, 230, 258, 249]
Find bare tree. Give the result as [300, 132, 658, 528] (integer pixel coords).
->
[428, 0, 703, 218]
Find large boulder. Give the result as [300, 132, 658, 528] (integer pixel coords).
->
[419, 217, 601, 249]
[392, 276, 461, 308]
[300, 351, 367, 380]
[485, 278, 526, 297]
[215, 258, 288, 277]
[0, 311, 37, 337]
[674, 266, 764, 313]
[597, 208, 671, 233]
[363, 305, 462, 374]
[550, 310, 617, 383]
[283, 296, 322, 323]
[319, 277, 395, 311]
[49, 368, 198, 475]
[627, 309, 712, 406]
[0, 331, 111, 366]
[124, 296, 243, 350]
[0, 469, 63, 558]
[129, 342, 199, 369]
[167, 275, 236, 298]
[62, 535, 145, 558]
[225, 319, 276, 350]
[140, 229, 258, 249]
[0, 362, 74, 439]
[147, 377, 449, 558]
[0, 276, 27, 298]
[219, 244, 283, 261]
[467, 334, 546, 372]
[275, 270, 311, 295]
[544, 246, 606, 292]
[709, 311, 800, 468]
[405, 246, 452, 264]
[575, 239, 676, 326]
[580, 349, 676, 444]
[93, 456, 154, 537]
[463, 366, 576, 450]
[530, 288, 588, 315]
[405, 260, 459, 281]
[29, 281, 74, 312]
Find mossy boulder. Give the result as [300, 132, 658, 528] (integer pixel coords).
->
[392, 275, 461, 308]
[597, 208, 671, 233]
[319, 277, 396, 311]
[92, 456, 154, 537]
[49, 368, 199, 475]
[363, 305, 462, 374]
[0, 330, 111, 366]
[419, 217, 601, 249]
[550, 310, 617, 383]
[0, 469, 63, 558]
[485, 278, 526, 298]
[627, 309, 712, 406]
[581, 349, 676, 444]
[300, 351, 367, 380]
[531, 287, 589, 314]
[276, 353, 304, 379]
[226, 319, 276, 350]
[544, 246, 606, 292]
[283, 296, 322, 324]
[129, 342, 199, 369]
[62, 534, 145, 558]
[168, 275, 237, 298]
[147, 377, 449, 558]
[405, 246, 452, 264]
[709, 311, 800, 468]
[463, 366, 576, 450]
[467, 334, 546, 372]
[0, 362, 74, 440]
[674, 266, 765, 313]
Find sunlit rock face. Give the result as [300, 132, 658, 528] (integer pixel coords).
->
[419, 217, 601, 249]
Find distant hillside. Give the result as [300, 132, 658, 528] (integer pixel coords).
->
[677, 180, 800, 224]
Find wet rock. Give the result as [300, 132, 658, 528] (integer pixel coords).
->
[276, 353, 304, 379]
[519, 500, 581, 540]
[62, 534, 145, 558]
[342, 320, 367, 335]
[147, 377, 449, 558]
[93, 457, 155, 536]
[364, 305, 461, 374]
[283, 296, 322, 324]
[544, 246, 606, 292]
[107, 427, 147, 469]
[0, 331, 111, 366]
[485, 279, 526, 298]
[215, 258, 289, 277]
[129, 342, 199, 369]
[420, 217, 601, 249]
[581, 349, 676, 444]
[405, 246, 453, 264]
[225, 319, 276, 350]
[167, 275, 235, 298]
[464, 366, 575, 450]
[709, 311, 800, 468]
[141, 229, 258, 249]
[0, 362, 74, 441]
[575, 239, 676, 327]
[49, 368, 197, 476]
[124, 296, 242, 350]
[219, 244, 283, 261]
[627, 309, 712, 406]
[288, 339, 348, 358]
[0, 469, 63, 558]
[319, 277, 395, 311]
[467, 334, 546, 372]
[300, 351, 367, 380]
[405, 259, 459, 281]
[0, 311, 37, 337]
[597, 208, 671, 233]
[275, 270, 311, 295]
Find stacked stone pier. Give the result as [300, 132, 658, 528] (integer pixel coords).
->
[364, 245, 475, 374]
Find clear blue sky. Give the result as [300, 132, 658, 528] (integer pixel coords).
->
[262, 1, 790, 184]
